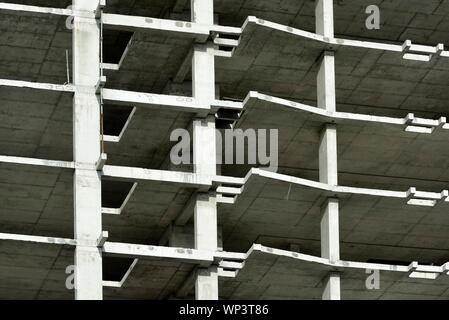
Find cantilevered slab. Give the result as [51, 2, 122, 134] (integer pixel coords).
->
[230, 92, 449, 181]
[221, 244, 449, 300]
[102, 88, 242, 114]
[0, 3, 72, 17]
[217, 16, 449, 117]
[242, 91, 448, 134]
[219, 169, 449, 263]
[239, 17, 447, 60]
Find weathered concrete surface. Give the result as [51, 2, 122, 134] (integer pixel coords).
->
[1, 0, 449, 300]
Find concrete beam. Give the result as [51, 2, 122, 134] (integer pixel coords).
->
[102, 88, 207, 112]
[101, 13, 241, 40]
[0, 79, 75, 92]
[101, 165, 212, 187]
[102, 88, 242, 114]
[0, 2, 72, 16]
[0, 155, 74, 169]
[103, 242, 213, 263]
[0, 233, 76, 246]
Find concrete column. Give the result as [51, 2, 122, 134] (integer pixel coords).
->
[316, 0, 341, 300]
[191, 0, 219, 300]
[72, 0, 103, 300]
[194, 193, 218, 300]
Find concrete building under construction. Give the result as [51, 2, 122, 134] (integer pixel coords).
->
[1, 0, 449, 300]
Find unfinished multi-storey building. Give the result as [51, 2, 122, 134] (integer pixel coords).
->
[1, 0, 449, 300]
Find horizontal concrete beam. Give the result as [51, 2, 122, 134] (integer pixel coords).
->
[102, 88, 242, 113]
[0, 2, 72, 16]
[102, 165, 212, 187]
[102, 13, 241, 41]
[0, 155, 74, 169]
[0, 233, 76, 246]
[102, 88, 207, 112]
[0, 79, 75, 92]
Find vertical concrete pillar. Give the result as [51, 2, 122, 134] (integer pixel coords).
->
[316, 0, 341, 300]
[191, 0, 219, 300]
[72, 0, 103, 300]
[194, 193, 218, 300]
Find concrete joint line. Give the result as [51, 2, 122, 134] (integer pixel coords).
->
[74, 162, 97, 171]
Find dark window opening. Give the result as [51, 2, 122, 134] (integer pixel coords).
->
[103, 104, 135, 137]
[102, 30, 134, 64]
[103, 257, 135, 282]
[102, 180, 135, 208]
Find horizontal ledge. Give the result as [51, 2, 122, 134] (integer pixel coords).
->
[0, 3, 72, 16]
[103, 88, 243, 113]
[0, 155, 75, 169]
[242, 91, 446, 133]
[241, 16, 447, 61]
[0, 79, 75, 92]
[102, 165, 211, 187]
[102, 89, 205, 112]
[247, 244, 449, 277]
[244, 169, 448, 207]
[102, 13, 241, 40]
[103, 242, 214, 263]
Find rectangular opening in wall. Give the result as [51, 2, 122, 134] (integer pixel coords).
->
[103, 104, 136, 142]
[103, 256, 135, 282]
[102, 180, 136, 209]
[102, 30, 134, 65]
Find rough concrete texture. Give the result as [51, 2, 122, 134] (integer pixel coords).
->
[1, 0, 449, 300]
